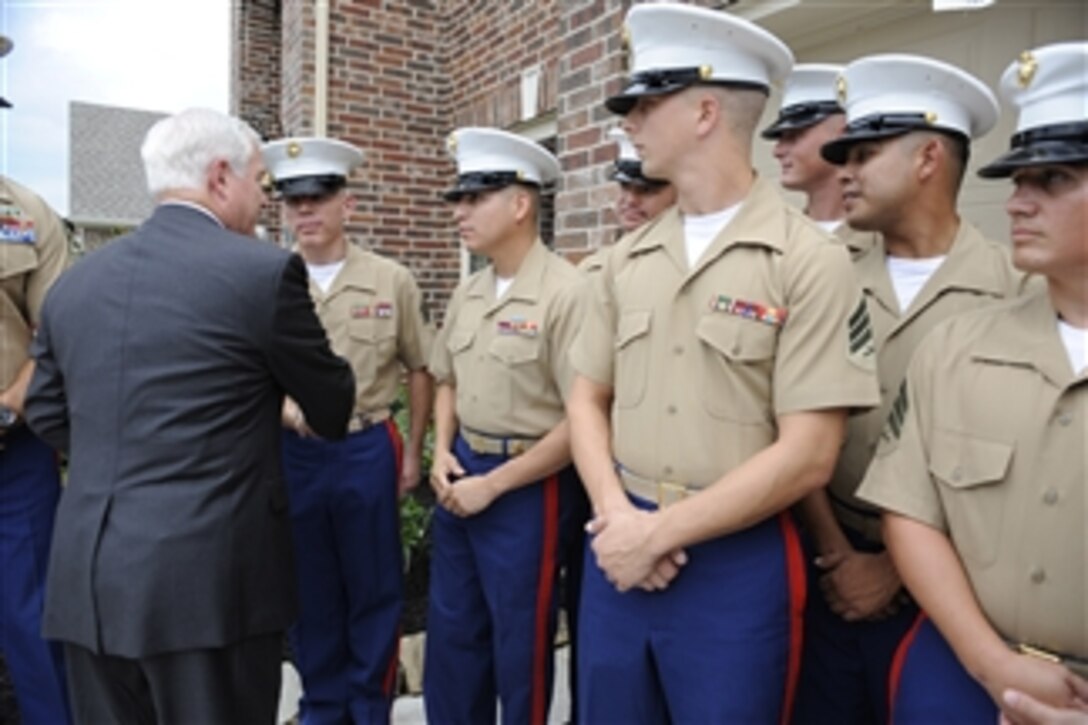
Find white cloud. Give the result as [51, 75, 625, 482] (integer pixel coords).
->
[1, 0, 230, 214]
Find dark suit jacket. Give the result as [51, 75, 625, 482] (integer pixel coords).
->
[26, 203, 355, 657]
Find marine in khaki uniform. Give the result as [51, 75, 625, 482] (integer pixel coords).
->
[762, 63, 877, 258]
[262, 136, 433, 723]
[858, 42, 1088, 725]
[789, 55, 1028, 725]
[0, 32, 72, 725]
[579, 127, 677, 276]
[565, 6, 879, 723]
[424, 127, 585, 725]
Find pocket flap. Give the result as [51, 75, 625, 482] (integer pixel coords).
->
[929, 429, 1013, 489]
[0, 244, 37, 280]
[695, 314, 776, 362]
[616, 310, 651, 350]
[447, 327, 476, 354]
[488, 335, 540, 365]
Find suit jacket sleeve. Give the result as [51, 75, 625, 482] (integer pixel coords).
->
[25, 300, 71, 453]
[267, 254, 355, 439]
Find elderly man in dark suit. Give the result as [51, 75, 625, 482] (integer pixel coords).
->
[24, 107, 355, 724]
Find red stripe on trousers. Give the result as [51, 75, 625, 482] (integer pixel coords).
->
[778, 512, 807, 725]
[386, 419, 404, 485]
[383, 419, 405, 698]
[530, 474, 560, 725]
[887, 611, 926, 725]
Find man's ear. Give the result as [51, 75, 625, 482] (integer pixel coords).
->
[512, 187, 534, 224]
[207, 158, 232, 201]
[915, 135, 943, 183]
[341, 192, 357, 216]
[694, 90, 722, 139]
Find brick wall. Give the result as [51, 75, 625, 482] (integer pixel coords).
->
[231, 0, 652, 313]
[231, 0, 283, 141]
[442, 0, 561, 130]
[554, 0, 630, 257]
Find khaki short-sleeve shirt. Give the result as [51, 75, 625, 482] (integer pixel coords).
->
[311, 242, 432, 414]
[571, 178, 880, 487]
[430, 240, 583, 438]
[858, 291, 1086, 670]
[0, 176, 70, 390]
[829, 223, 1029, 540]
[835, 224, 879, 260]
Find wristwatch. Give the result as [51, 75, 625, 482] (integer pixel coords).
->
[0, 405, 20, 431]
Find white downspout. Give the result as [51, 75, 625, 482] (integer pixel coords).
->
[314, 0, 330, 136]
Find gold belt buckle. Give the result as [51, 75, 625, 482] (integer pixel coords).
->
[1017, 643, 1062, 665]
[657, 480, 687, 509]
[508, 438, 530, 456]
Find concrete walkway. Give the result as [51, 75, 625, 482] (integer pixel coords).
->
[392, 644, 572, 724]
[279, 645, 573, 724]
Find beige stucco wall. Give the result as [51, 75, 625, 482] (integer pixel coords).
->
[753, 1, 1087, 244]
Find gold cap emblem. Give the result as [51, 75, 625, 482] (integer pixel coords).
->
[924, 111, 938, 125]
[516, 169, 525, 181]
[1017, 50, 1037, 88]
[287, 142, 302, 158]
[698, 65, 713, 81]
[620, 25, 632, 71]
[836, 75, 848, 105]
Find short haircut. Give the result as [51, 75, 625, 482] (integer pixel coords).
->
[905, 130, 969, 192]
[141, 108, 261, 196]
[708, 86, 769, 142]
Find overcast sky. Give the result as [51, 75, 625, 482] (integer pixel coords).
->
[0, 0, 231, 215]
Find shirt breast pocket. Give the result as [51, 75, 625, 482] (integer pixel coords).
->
[614, 310, 652, 409]
[929, 429, 1013, 568]
[488, 335, 544, 414]
[348, 319, 397, 384]
[695, 314, 777, 424]
[0, 243, 38, 304]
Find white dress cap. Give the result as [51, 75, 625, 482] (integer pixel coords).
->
[821, 54, 998, 164]
[261, 137, 364, 197]
[610, 127, 639, 165]
[444, 127, 561, 201]
[979, 42, 1088, 178]
[1000, 42, 1088, 134]
[607, 4, 793, 115]
[762, 64, 844, 139]
[608, 126, 665, 187]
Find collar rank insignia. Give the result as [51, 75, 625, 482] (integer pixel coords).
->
[709, 294, 788, 328]
[0, 205, 37, 244]
[497, 316, 539, 338]
[375, 302, 394, 319]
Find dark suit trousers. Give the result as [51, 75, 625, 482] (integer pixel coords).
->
[64, 633, 282, 725]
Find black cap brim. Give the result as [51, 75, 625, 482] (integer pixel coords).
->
[275, 175, 346, 199]
[821, 127, 912, 165]
[605, 82, 689, 116]
[979, 140, 1088, 179]
[610, 168, 668, 189]
[762, 109, 841, 140]
[443, 172, 534, 202]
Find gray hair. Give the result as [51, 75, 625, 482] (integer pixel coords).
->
[141, 108, 261, 196]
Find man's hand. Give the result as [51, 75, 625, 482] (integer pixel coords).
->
[399, 450, 421, 498]
[817, 549, 903, 621]
[983, 651, 1088, 721]
[1002, 686, 1088, 725]
[587, 506, 686, 592]
[282, 397, 316, 438]
[443, 474, 501, 517]
[429, 448, 465, 504]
